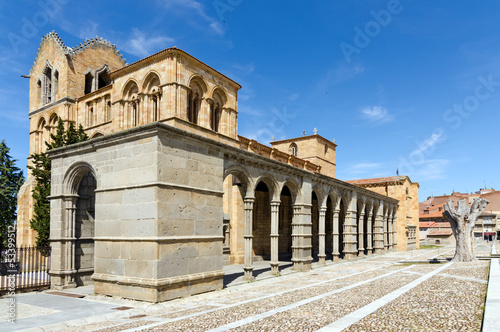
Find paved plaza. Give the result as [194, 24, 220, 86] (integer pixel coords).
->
[1, 242, 499, 331]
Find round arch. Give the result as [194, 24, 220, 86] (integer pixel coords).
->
[63, 161, 97, 196]
[279, 178, 301, 205]
[142, 71, 162, 93]
[90, 131, 105, 139]
[121, 79, 140, 101]
[253, 174, 279, 201]
[188, 75, 208, 96]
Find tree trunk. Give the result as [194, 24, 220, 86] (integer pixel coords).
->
[443, 198, 488, 262]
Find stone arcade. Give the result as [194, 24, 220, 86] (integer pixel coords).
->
[17, 32, 400, 302]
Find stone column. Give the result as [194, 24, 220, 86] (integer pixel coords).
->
[374, 204, 384, 254]
[291, 204, 312, 271]
[393, 212, 398, 248]
[243, 197, 255, 281]
[366, 206, 373, 255]
[270, 200, 280, 275]
[332, 207, 340, 262]
[358, 209, 365, 256]
[344, 208, 357, 259]
[384, 212, 389, 252]
[50, 194, 78, 288]
[343, 194, 357, 260]
[388, 210, 393, 250]
[318, 206, 327, 265]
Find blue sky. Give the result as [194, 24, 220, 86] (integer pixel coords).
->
[1, 0, 500, 201]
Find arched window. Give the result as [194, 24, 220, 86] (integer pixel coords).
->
[106, 100, 111, 122]
[36, 118, 46, 153]
[97, 70, 111, 89]
[132, 103, 138, 127]
[211, 88, 226, 132]
[53, 70, 59, 101]
[89, 106, 94, 127]
[290, 143, 298, 157]
[37, 80, 42, 105]
[143, 73, 161, 123]
[49, 113, 59, 136]
[122, 81, 139, 128]
[187, 77, 206, 125]
[152, 95, 158, 122]
[210, 103, 221, 132]
[84, 73, 94, 95]
[42, 66, 52, 105]
[188, 90, 200, 124]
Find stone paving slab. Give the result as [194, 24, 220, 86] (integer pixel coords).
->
[0, 243, 496, 331]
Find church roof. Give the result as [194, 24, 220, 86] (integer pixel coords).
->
[347, 175, 413, 186]
[110, 46, 241, 89]
[30, 31, 126, 74]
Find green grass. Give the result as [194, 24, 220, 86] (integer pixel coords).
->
[419, 244, 443, 249]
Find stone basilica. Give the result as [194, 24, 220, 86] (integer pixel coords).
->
[16, 32, 418, 302]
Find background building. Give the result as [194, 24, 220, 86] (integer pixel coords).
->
[419, 189, 499, 244]
[347, 176, 420, 251]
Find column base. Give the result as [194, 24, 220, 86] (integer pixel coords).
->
[333, 254, 340, 262]
[292, 259, 311, 272]
[270, 263, 280, 275]
[243, 267, 254, 281]
[344, 252, 357, 260]
[318, 255, 326, 265]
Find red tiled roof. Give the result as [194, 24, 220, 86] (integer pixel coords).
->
[419, 202, 447, 218]
[419, 222, 435, 228]
[428, 229, 453, 236]
[346, 176, 409, 185]
[429, 222, 451, 228]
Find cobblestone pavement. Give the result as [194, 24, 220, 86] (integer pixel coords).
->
[4, 243, 495, 332]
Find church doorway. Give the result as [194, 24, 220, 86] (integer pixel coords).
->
[74, 171, 96, 286]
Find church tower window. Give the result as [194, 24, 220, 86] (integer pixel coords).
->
[42, 66, 52, 105]
[290, 143, 298, 157]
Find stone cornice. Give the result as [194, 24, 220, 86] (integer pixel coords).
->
[270, 134, 337, 148]
[76, 84, 112, 102]
[109, 47, 241, 90]
[29, 97, 76, 117]
[47, 122, 397, 206]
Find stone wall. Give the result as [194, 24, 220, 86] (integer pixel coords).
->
[49, 124, 225, 302]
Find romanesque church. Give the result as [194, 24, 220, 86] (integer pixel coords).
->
[16, 32, 418, 302]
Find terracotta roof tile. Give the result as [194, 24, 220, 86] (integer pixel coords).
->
[427, 229, 453, 236]
[419, 222, 435, 228]
[346, 176, 409, 185]
[429, 222, 451, 228]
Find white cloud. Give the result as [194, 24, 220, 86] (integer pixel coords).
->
[288, 93, 299, 101]
[360, 106, 394, 124]
[125, 28, 174, 58]
[160, 0, 225, 36]
[352, 162, 384, 171]
[77, 20, 100, 39]
[413, 159, 449, 181]
[321, 63, 365, 86]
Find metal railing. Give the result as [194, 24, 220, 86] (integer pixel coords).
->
[0, 246, 51, 293]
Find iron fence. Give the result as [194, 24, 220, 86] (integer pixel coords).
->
[0, 246, 51, 293]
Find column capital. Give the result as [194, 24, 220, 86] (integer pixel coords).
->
[244, 196, 255, 203]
